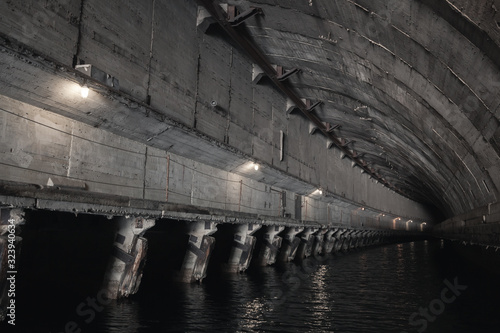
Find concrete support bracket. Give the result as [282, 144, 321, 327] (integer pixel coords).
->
[277, 226, 304, 262]
[312, 228, 328, 256]
[341, 229, 355, 252]
[178, 221, 218, 283]
[252, 63, 265, 83]
[332, 229, 346, 252]
[256, 225, 285, 266]
[296, 227, 316, 260]
[102, 216, 156, 299]
[322, 228, 336, 254]
[197, 6, 217, 32]
[226, 223, 262, 273]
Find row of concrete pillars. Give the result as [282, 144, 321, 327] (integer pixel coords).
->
[0, 209, 408, 321]
[98, 218, 399, 295]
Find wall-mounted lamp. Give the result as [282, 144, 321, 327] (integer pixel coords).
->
[75, 63, 120, 92]
[81, 83, 89, 98]
[254, 163, 259, 171]
[318, 188, 323, 195]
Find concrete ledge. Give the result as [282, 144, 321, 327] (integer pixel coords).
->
[0, 181, 320, 228]
[0, 181, 428, 236]
[433, 202, 500, 246]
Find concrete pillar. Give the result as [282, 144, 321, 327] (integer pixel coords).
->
[332, 229, 346, 253]
[277, 226, 304, 262]
[358, 230, 366, 248]
[255, 225, 285, 266]
[102, 216, 155, 299]
[362, 231, 371, 247]
[366, 231, 376, 246]
[225, 223, 262, 273]
[354, 231, 364, 248]
[322, 229, 336, 254]
[295, 227, 316, 260]
[362, 230, 373, 247]
[348, 230, 358, 249]
[342, 230, 355, 252]
[379, 231, 387, 244]
[177, 221, 218, 283]
[363, 231, 372, 246]
[351, 230, 362, 249]
[1, 208, 25, 323]
[312, 229, 328, 257]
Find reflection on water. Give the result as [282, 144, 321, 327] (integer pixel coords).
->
[8, 240, 500, 332]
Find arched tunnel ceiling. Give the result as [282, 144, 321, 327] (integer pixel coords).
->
[212, 0, 500, 217]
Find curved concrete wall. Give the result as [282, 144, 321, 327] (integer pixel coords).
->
[433, 202, 500, 246]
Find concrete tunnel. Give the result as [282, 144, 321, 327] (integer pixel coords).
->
[0, 0, 500, 325]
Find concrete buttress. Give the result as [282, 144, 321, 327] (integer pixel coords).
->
[312, 229, 328, 257]
[277, 227, 304, 262]
[255, 225, 285, 266]
[295, 227, 316, 260]
[322, 229, 336, 254]
[225, 224, 262, 273]
[177, 221, 218, 283]
[332, 229, 345, 253]
[341, 230, 354, 252]
[102, 216, 155, 299]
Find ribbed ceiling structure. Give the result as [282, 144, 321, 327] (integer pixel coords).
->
[214, 0, 500, 218]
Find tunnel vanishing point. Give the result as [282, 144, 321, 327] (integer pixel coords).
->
[1, 0, 500, 320]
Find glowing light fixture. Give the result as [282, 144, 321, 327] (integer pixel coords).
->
[253, 163, 259, 171]
[81, 83, 89, 98]
[318, 188, 323, 195]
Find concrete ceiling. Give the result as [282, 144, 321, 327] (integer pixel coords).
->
[219, 0, 500, 217]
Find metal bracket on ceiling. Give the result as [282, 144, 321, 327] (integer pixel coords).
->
[340, 138, 354, 147]
[276, 66, 299, 81]
[227, 6, 263, 26]
[305, 99, 322, 112]
[325, 123, 341, 132]
[286, 98, 298, 115]
[309, 123, 318, 135]
[252, 63, 265, 83]
[254, 65, 300, 84]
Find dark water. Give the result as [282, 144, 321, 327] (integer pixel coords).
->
[5, 239, 500, 332]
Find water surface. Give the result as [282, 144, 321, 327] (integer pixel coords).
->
[7, 239, 500, 332]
